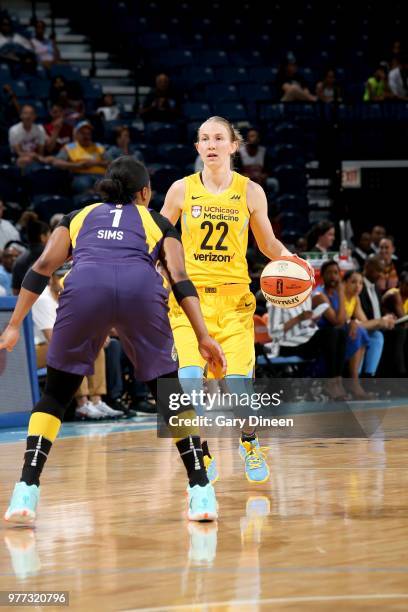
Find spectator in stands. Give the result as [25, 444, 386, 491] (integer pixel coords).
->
[32, 266, 64, 369]
[389, 40, 402, 70]
[316, 68, 342, 103]
[49, 120, 111, 194]
[307, 220, 335, 253]
[382, 270, 408, 319]
[49, 75, 85, 125]
[352, 231, 373, 270]
[43, 103, 73, 154]
[0, 84, 21, 139]
[30, 19, 61, 69]
[313, 260, 371, 399]
[363, 64, 391, 101]
[360, 255, 406, 378]
[96, 94, 120, 122]
[377, 236, 400, 294]
[238, 128, 270, 186]
[14, 210, 38, 244]
[75, 346, 124, 419]
[8, 104, 46, 169]
[11, 216, 50, 294]
[370, 224, 386, 254]
[343, 270, 386, 378]
[276, 59, 317, 102]
[295, 236, 308, 255]
[0, 199, 20, 250]
[106, 125, 143, 161]
[139, 73, 180, 123]
[268, 296, 348, 400]
[49, 213, 64, 232]
[0, 15, 32, 54]
[0, 241, 24, 295]
[388, 52, 408, 100]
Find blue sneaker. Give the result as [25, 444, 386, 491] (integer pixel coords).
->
[204, 455, 219, 484]
[239, 438, 270, 484]
[4, 482, 40, 525]
[187, 483, 218, 521]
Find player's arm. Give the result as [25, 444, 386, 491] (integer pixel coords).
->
[160, 179, 185, 225]
[247, 181, 292, 259]
[0, 227, 71, 352]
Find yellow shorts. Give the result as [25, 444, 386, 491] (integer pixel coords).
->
[168, 284, 256, 377]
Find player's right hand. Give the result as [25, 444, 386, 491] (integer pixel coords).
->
[0, 325, 20, 352]
[198, 335, 227, 378]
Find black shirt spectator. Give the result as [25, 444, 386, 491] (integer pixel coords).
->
[12, 218, 50, 294]
[139, 73, 179, 123]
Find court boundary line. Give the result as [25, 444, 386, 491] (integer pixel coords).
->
[124, 592, 408, 611]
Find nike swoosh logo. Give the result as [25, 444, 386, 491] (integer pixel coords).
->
[191, 195, 203, 200]
[245, 302, 252, 307]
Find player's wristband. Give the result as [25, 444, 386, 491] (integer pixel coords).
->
[21, 268, 50, 294]
[172, 280, 198, 304]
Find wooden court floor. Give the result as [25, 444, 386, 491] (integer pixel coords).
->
[1, 411, 408, 611]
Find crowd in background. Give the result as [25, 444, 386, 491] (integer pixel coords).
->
[1, 7, 408, 419]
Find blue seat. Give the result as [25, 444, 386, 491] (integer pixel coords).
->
[248, 66, 278, 83]
[213, 102, 247, 122]
[0, 164, 21, 201]
[272, 143, 305, 165]
[0, 63, 11, 81]
[260, 103, 284, 121]
[273, 122, 303, 144]
[159, 49, 193, 69]
[276, 194, 307, 213]
[27, 79, 50, 100]
[138, 32, 169, 50]
[183, 66, 215, 88]
[195, 49, 229, 67]
[239, 83, 272, 102]
[159, 144, 194, 166]
[214, 66, 250, 84]
[279, 211, 308, 233]
[135, 143, 155, 163]
[183, 102, 212, 121]
[7, 80, 27, 97]
[145, 122, 180, 144]
[50, 65, 82, 80]
[82, 81, 102, 101]
[229, 50, 263, 67]
[205, 84, 240, 102]
[33, 195, 73, 223]
[26, 166, 71, 196]
[274, 164, 306, 195]
[151, 165, 183, 193]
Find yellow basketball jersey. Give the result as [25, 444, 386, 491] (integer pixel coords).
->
[181, 171, 251, 286]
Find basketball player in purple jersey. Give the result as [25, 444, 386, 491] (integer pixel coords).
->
[0, 157, 225, 524]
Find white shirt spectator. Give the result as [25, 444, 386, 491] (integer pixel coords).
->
[267, 297, 316, 347]
[388, 67, 408, 98]
[96, 105, 120, 121]
[32, 286, 58, 345]
[0, 31, 32, 51]
[0, 219, 20, 250]
[8, 121, 46, 153]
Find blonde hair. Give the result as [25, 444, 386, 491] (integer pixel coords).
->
[196, 116, 243, 152]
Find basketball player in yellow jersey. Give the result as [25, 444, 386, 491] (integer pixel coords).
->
[161, 116, 308, 484]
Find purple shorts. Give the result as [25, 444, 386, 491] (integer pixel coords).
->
[47, 262, 178, 381]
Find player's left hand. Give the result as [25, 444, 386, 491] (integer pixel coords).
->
[198, 335, 227, 378]
[0, 325, 20, 352]
[292, 253, 315, 284]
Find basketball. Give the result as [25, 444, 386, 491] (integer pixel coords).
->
[260, 256, 313, 308]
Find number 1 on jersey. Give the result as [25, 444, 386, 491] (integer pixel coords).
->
[110, 209, 123, 228]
